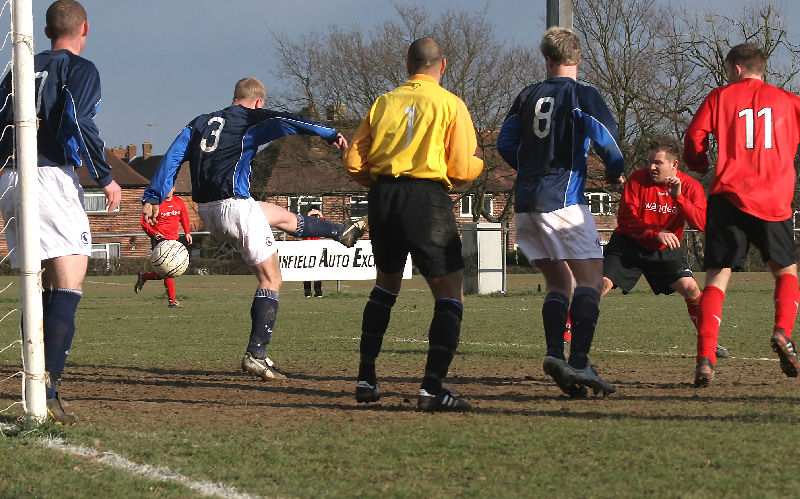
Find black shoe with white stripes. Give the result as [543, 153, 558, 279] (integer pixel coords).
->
[355, 380, 381, 403]
[417, 387, 471, 412]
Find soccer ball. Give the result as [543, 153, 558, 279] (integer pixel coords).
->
[150, 240, 189, 278]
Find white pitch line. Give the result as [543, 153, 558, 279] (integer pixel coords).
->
[40, 437, 261, 499]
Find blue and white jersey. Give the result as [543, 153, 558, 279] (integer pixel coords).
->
[497, 77, 624, 213]
[0, 49, 112, 186]
[143, 105, 339, 204]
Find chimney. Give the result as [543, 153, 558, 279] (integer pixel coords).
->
[142, 142, 152, 160]
[125, 143, 137, 161]
[110, 146, 125, 159]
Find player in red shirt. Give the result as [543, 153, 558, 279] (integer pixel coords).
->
[684, 43, 800, 386]
[134, 187, 193, 307]
[602, 137, 727, 358]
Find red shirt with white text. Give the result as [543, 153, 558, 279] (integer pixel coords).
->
[615, 169, 706, 251]
[141, 196, 191, 241]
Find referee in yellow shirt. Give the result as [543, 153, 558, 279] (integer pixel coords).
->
[344, 37, 483, 411]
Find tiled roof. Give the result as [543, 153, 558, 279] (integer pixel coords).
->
[77, 148, 149, 188]
[128, 155, 192, 195]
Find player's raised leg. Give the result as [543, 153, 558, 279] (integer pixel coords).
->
[259, 202, 366, 247]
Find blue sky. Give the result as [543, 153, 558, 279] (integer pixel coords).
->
[12, 0, 800, 154]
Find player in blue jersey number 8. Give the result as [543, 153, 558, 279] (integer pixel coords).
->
[497, 27, 625, 398]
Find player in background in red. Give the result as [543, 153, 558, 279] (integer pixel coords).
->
[135, 187, 193, 307]
[602, 136, 728, 359]
[685, 43, 800, 387]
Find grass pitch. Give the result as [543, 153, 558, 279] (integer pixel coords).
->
[1, 272, 799, 497]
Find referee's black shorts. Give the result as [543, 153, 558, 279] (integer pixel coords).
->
[704, 194, 796, 270]
[368, 176, 464, 278]
[603, 232, 693, 295]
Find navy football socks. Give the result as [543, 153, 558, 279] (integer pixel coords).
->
[542, 291, 570, 359]
[42, 288, 82, 399]
[421, 298, 463, 395]
[567, 287, 601, 370]
[247, 289, 279, 359]
[358, 286, 397, 384]
[294, 213, 346, 239]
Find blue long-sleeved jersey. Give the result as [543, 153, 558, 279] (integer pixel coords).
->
[142, 105, 339, 204]
[0, 49, 112, 186]
[497, 77, 624, 213]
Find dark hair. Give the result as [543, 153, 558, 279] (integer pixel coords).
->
[648, 135, 681, 161]
[407, 38, 443, 73]
[725, 43, 767, 74]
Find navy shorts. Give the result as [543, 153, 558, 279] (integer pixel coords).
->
[368, 176, 464, 278]
[705, 195, 796, 270]
[603, 232, 693, 295]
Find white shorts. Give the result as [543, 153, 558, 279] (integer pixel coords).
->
[0, 167, 91, 268]
[198, 197, 276, 266]
[515, 204, 603, 261]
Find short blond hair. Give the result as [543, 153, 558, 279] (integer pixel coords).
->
[540, 27, 581, 65]
[46, 0, 86, 39]
[233, 78, 266, 101]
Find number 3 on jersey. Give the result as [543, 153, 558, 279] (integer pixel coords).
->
[533, 97, 554, 138]
[200, 117, 226, 152]
[738, 107, 772, 149]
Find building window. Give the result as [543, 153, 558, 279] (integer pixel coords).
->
[459, 194, 493, 218]
[349, 195, 368, 220]
[586, 192, 612, 215]
[91, 243, 120, 260]
[288, 196, 323, 214]
[84, 191, 120, 213]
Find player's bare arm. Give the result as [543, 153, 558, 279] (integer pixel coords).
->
[142, 203, 159, 225]
[104, 180, 121, 212]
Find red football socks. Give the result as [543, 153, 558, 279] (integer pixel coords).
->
[697, 286, 724, 363]
[165, 278, 176, 301]
[774, 274, 800, 338]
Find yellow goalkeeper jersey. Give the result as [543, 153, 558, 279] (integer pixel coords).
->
[344, 74, 483, 189]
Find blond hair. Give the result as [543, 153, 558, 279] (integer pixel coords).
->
[46, 0, 86, 39]
[540, 27, 581, 65]
[233, 78, 266, 102]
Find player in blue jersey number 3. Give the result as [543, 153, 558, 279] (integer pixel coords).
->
[497, 27, 626, 398]
[142, 77, 364, 381]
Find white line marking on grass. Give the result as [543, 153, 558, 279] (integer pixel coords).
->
[40, 437, 261, 499]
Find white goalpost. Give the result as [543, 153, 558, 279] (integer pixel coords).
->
[10, 0, 45, 423]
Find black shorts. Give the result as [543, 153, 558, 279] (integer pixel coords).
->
[705, 195, 796, 270]
[368, 176, 464, 278]
[603, 232, 693, 295]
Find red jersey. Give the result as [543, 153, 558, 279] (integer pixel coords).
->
[684, 78, 800, 221]
[614, 169, 706, 251]
[141, 196, 191, 240]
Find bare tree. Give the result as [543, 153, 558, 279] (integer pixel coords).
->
[269, 3, 542, 224]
